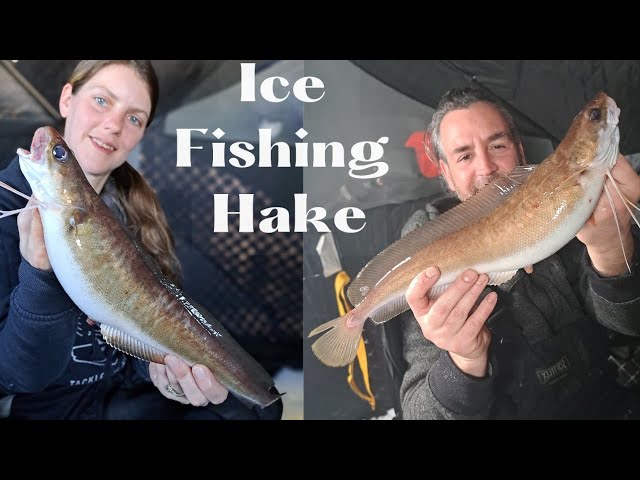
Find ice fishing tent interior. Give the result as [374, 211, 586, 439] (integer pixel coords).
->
[0, 60, 303, 420]
[303, 60, 640, 420]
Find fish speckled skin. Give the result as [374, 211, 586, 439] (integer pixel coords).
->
[309, 92, 621, 368]
[19, 126, 280, 408]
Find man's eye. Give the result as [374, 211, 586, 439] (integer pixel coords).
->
[95, 97, 107, 106]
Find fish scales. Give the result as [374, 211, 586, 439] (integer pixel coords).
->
[380, 157, 596, 295]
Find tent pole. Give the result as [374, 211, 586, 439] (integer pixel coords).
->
[1, 61, 62, 122]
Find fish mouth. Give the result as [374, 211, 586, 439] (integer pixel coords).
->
[17, 147, 40, 173]
[30, 127, 55, 164]
[17, 149, 42, 189]
[607, 97, 620, 126]
[16, 147, 32, 161]
[595, 96, 621, 169]
[17, 130, 48, 193]
[17, 126, 58, 174]
[605, 95, 620, 148]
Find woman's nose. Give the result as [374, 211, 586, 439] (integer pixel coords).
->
[102, 113, 124, 136]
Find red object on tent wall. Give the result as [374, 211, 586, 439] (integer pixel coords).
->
[405, 131, 439, 178]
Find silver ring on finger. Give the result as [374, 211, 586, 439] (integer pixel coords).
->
[166, 384, 185, 397]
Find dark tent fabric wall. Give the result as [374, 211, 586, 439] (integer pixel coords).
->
[353, 60, 640, 155]
[303, 60, 640, 420]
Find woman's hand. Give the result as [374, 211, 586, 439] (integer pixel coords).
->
[149, 355, 229, 406]
[17, 199, 51, 270]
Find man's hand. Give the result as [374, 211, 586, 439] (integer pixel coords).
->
[577, 154, 640, 276]
[406, 266, 497, 377]
[150, 355, 228, 406]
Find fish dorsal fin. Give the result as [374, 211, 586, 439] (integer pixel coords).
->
[346, 165, 536, 307]
[100, 324, 167, 364]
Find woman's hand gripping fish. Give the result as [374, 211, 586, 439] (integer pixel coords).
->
[309, 92, 640, 367]
[1, 126, 281, 408]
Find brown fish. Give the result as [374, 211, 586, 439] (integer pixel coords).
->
[15, 126, 281, 408]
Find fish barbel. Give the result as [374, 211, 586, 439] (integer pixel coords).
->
[310, 92, 625, 367]
[15, 126, 281, 408]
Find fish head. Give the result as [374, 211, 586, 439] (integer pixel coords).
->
[17, 126, 89, 208]
[564, 92, 620, 171]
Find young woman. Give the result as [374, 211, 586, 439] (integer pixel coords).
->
[0, 60, 281, 420]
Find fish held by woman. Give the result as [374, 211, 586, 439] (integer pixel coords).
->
[309, 92, 640, 368]
[1, 126, 281, 408]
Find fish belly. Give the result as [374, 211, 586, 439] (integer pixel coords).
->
[443, 175, 604, 285]
[41, 211, 174, 357]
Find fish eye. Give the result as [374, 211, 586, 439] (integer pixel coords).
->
[589, 108, 601, 121]
[52, 144, 68, 162]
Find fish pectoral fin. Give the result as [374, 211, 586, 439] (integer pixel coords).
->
[100, 324, 167, 364]
[69, 208, 88, 226]
[68, 208, 89, 235]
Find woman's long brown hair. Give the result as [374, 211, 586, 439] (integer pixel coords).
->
[68, 60, 182, 285]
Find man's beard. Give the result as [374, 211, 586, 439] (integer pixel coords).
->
[448, 153, 524, 201]
[473, 173, 502, 194]
[453, 172, 502, 201]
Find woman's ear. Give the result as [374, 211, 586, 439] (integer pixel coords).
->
[59, 83, 73, 118]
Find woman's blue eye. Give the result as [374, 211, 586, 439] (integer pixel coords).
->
[53, 145, 68, 162]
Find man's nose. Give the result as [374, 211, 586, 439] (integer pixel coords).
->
[476, 150, 498, 176]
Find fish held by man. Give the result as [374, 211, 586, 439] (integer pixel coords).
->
[2, 126, 281, 408]
[309, 92, 640, 368]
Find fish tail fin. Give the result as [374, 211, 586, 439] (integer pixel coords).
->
[235, 386, 286, 410]
[308, 310, 365, 367]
